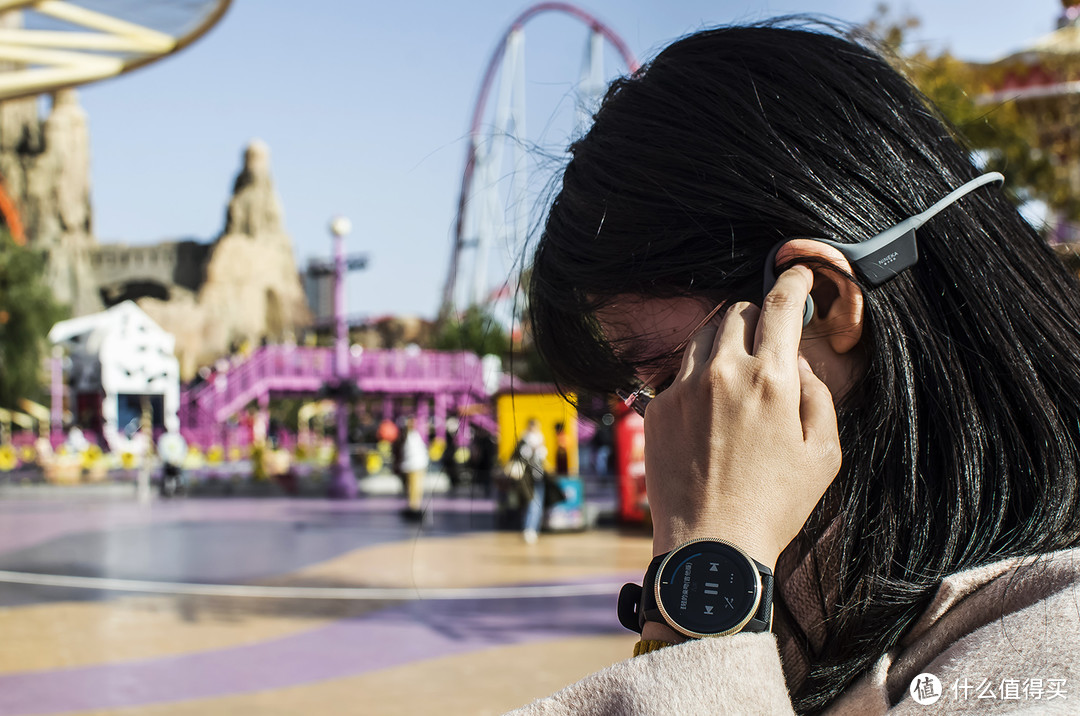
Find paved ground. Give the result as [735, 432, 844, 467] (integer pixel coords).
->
[0, 487, 652, 715]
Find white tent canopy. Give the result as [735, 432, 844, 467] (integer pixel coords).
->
[49, 300, 180, 453]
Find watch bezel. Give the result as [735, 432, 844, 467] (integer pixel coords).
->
[653, 537, 763, 638]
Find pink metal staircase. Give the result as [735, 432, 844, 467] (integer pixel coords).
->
[180, 346, 496, 447]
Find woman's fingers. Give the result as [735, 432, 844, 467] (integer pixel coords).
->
[753, 265, 813, 367]
[714, 302, 759, 363]
[676, 324, 717, 384]
[798, 356, 839, 447]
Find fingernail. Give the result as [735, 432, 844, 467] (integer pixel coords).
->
[798, 356, 812, 371]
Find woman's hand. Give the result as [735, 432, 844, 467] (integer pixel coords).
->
[642, 265, 842, 569]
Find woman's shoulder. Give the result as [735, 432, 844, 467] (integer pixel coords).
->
[914, 547, 1080, 635]
[832, 548, 1080, 713]
[505, 633, 794, 716]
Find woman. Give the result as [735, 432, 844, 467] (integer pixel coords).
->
[517, 21, 1080, 714]
[517, 418, 549, 544]
[400, 417, 429, 521]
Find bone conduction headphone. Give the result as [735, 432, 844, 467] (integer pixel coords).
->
[616, 172, 1005, 419]
[764, 171, 1005, 326]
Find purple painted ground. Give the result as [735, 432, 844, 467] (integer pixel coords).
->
[0, 591, 628, 715]
[0, 495, 637, 714]
[0, 497, 496, 557]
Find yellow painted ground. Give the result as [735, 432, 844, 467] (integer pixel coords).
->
[0, 530, 652, 677]
[74, 634, 639, 716]
[0, 597, 330, 674]
[275, 530, 654, 589]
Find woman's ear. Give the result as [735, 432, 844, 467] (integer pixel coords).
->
[776, 239, 864, 354]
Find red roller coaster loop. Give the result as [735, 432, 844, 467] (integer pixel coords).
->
[441, 2, 639, 315]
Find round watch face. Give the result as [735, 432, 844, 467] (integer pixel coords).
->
[655, 539, 761, 637]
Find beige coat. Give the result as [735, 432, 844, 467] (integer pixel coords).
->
[510, 548, 1079, 714]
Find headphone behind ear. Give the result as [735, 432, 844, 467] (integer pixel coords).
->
[801, 294, 815, 326]
[762, 172, 1004, 329]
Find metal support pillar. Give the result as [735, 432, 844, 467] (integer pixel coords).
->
[49, 345, 63, 448]
[433, 392, 447, 445]
[328, 216, 357, 499]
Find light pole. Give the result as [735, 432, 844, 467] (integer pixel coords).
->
[50, 345, 63, 448]
[328, 216, 357, 499]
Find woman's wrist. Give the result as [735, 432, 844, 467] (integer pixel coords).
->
[653, 523, 781, 571]
[641, 620, 686, 645]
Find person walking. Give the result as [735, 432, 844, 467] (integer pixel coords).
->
[399, 418, 428, 522]
[516, 419, 548, 544]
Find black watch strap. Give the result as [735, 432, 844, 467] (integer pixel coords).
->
[617, 554, 663, 634]
[746, 567, 774, 632]
[617, 549, 774, 635]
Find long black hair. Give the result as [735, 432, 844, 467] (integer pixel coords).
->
[528, 20, 1080, 713]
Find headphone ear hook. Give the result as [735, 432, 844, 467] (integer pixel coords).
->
[762, 171, 1005, 323]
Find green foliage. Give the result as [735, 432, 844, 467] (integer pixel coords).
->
[269, 397, 304, 431]
[432, 304, 510, 357]
[905, 51, 1064, 213]
[0, 232, 67, 407]
[866, 6, 1080, 218]
[512, 339, 554, 384]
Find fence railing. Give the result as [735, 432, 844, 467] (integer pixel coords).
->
[181, 346, 492, 435]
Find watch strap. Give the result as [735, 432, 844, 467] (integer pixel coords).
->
[745, 564, 774, 633]
[617, 582, 643, 633]
[617, 555, 664, 634]
[639, 554, 665, 630]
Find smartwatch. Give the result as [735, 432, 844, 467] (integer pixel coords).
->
[618, 538, 774, 638]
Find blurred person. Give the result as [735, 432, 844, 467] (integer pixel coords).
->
[514, 21, 1080, 714]
[470, 427, 497, 497]
[514, 418, 548, 544]
[554, 421, 569, 476]
[66, 425, 88, 453]
[591, 414, 613, 476]
[399, 417, 428, 522]
[391, 418, 406, 490]
[442, 417, 463, 493]
[157, 430, 187, 498]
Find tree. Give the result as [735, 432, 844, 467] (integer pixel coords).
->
[866, 7, 1078, 217]
[0, 231, 67, 407]
[432, 304, 509, 357]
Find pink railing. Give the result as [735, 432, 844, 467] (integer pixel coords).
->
[180, 346, 491, 445]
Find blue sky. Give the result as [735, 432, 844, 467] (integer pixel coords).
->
[76, 0, 1064, 320]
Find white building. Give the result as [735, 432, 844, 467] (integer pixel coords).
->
[48, 301, 180, 454]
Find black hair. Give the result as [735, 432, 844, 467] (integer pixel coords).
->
[528, 19, 1080, 714]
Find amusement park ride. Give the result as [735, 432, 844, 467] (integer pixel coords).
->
[0, 0, 231, 242]
[441, 2, 639, 313]
[0, 2, 644, 502]
[0, 0, 230, 475]
[12, 0, 1080, 514]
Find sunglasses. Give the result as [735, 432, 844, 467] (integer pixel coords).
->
[616, 171, 1004, 418]
[614, 301, 728, 417]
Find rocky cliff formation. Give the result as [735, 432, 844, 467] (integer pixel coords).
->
[0, 76, 310, 378]
[0, 87, 100, 315]
[139, 140, 311, 377]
